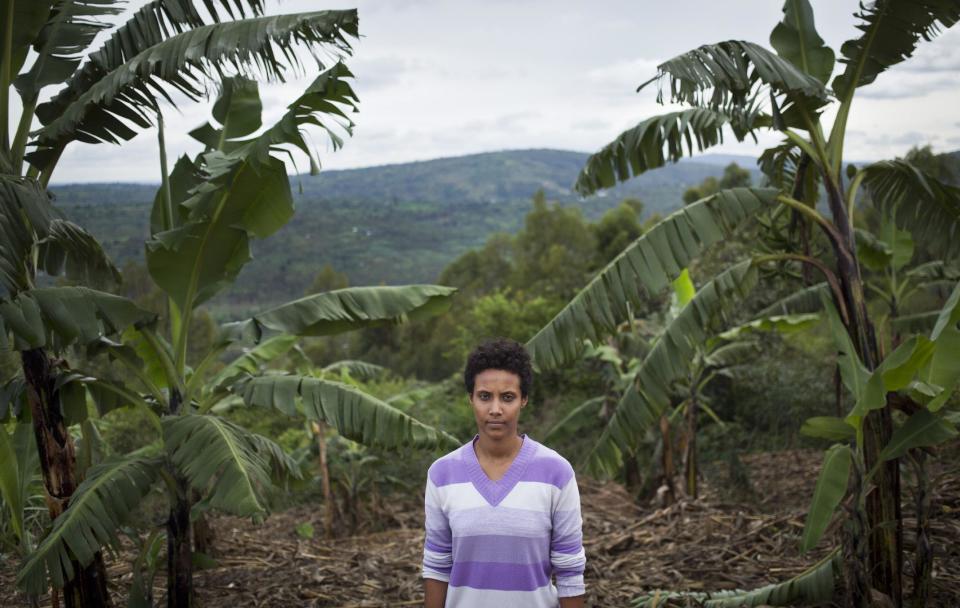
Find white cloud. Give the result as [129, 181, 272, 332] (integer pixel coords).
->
[898, 29, 960, 73]
[35, 0, 960, 183]
[858, 73, 959, 100]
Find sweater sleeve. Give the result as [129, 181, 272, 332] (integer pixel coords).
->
[422, 474, 452, 582]
[551, 471, 586, 597]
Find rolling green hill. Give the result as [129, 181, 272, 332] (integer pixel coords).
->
[52, 149, 758, 317]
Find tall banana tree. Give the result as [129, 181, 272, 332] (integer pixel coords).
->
[1, 2, 360, 605]
[530, 1, 960, 605]
[9, 57, 460, 608]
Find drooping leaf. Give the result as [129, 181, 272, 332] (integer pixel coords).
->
[321, 360, 388, 381]
[247, 432, 302, 480]
[163, 414, 275, 519]
[527, 188, 775, 370]
[758, 138, 806, 192]
[0, 287, 154, 352]
[37, 219, 121, 289]
[633, 549, 839, 607]
[6, 1, 60, 79]
[241, 375, 461, 450]
[646, 40, 828, 115]
[880, 409, 958, 461]
[225, 285, 456, 342]
[24, 0, 269, 166]
[587, 261, 760, 475]
[208, 334, 298, 393]
[16, 449, 162, 594]
[0, 175, 58, 294]
[832, 0, 960, 101]
[575, 109, 763, 196]
[701, 340, 760, 370]
[12, 0, 118, 101]
[800, 444, 852, 552]
[82, 374, 159, 419]
[800, 416, 856, 442]
[0, 375, 28, 422]
[0, 176, 119, 292]
[713, 313, 819, 342]
[29, 10, 359, 161]
[769, 0, 836, 84]
[862, 158, 960, 260]
[222, 62, 358, 174]
[756, 282, 829, 317]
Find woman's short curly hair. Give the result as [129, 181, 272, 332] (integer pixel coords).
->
[463, 338, 534, 398]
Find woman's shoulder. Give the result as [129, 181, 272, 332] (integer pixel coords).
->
[525, 437, 575, 489]
[426, 441, 472, 486]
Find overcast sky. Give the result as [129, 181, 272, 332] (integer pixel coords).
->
[39, 0, 960, 184]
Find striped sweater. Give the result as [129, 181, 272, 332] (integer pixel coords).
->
[422, 435, 586, 607]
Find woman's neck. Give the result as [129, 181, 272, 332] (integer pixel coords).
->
[475, 433, 523, 461]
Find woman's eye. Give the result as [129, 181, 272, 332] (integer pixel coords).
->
[503, 394, 514, 402]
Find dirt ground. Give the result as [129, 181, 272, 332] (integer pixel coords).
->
[2, 448, 959, 607]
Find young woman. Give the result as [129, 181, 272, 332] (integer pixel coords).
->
[422, 338, 586, 608]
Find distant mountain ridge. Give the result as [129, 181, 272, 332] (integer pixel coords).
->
[53, 149, 759, 209]
[296, 149, 760, 207]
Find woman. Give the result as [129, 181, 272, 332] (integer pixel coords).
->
[422, 338, 586, 608]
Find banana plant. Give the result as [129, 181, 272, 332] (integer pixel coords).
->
[11, 59, 461, 608]
[530, 0, 960, 604]
[543, 266, 817, 501]
[797, 285, 960, 608]
[1, 2, 361, 605]
[678, 312, 819, 497]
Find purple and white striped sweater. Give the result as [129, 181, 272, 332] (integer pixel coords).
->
[422, 435, 586, 607]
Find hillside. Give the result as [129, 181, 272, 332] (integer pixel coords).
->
[52, 149, 757, 317]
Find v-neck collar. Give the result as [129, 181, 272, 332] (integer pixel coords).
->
[466, 434, 536, 507]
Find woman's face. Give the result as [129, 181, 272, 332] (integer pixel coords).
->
[469, 369, 527, 441]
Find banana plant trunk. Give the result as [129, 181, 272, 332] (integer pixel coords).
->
[909, 451, 931, 608]
[166, 472, 193, 608]
[684, 397, 699, 499]
[824, 179, 902, 607]
[20, 349, 111, 608]
[313, 421, 335, 538]
[192, 489, 215, 557]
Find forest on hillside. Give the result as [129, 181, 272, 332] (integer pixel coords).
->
[48, 150, 753, 314]
[3, 1, 960, 608]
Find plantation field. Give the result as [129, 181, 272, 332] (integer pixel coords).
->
[3, 448, 958, 607]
